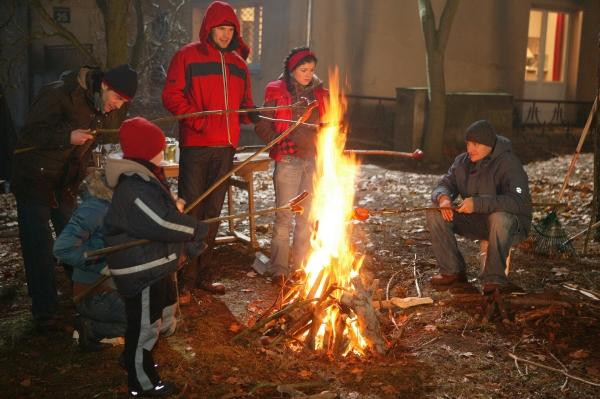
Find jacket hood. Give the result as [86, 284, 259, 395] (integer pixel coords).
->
[104, 156, 158, 188]
[61, 66, 103, 109]
[199, 1, 250, 60]
[489, 135, 512, 160]
[82, 169, 113, 201]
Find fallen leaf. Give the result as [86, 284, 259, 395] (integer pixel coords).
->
[569, 349, 589, 359]
[20, 378, 31, 387]
[246, 271, 257, 277]
[459, 352, 474, 357]
[225, 376, 240, 385]
[298, 369, 312, 379]
[228, 322, 242, 333]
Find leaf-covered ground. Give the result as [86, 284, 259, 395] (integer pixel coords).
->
[0, 151, 599, 398]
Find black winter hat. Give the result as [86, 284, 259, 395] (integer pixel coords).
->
[465, 120, 497, 147]
[102, 64, 138, 101]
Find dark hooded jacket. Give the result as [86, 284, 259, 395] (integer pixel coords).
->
[431, 135, 533, 232]
[161, 1, 255, 148]
[103, 157, 207, 297]
[11, 67, 127, 204]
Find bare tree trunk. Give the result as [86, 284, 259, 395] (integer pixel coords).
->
[417, 0, 460, 164]
[97, 0, 130, 67]
[129, 0, 145, 70]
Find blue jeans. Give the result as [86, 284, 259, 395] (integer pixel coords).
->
[425, 210, 526, 285]
[269, 156, 314, 277]
[76, 291, 127, 340]
[16, 194, 74, 319]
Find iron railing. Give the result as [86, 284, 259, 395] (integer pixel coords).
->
[513, 99, 594, 134]
[345, 94, 396, 148]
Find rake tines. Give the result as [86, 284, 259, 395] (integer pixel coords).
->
[529, 211, 574, 256]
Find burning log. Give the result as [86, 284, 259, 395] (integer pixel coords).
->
[340, 276, 386, 355]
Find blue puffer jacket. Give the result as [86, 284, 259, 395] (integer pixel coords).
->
[53, 169, 113, 285]
[103, 157, 207, 297]
[431, 135, 532, 233]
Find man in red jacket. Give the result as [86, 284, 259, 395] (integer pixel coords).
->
[162, 1, 257, 296]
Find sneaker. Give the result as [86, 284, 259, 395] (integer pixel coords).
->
[74, 316, 102, 352]
[129, 381, 177, 397]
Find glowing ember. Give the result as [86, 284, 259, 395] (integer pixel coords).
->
[285, 68, 372, 356]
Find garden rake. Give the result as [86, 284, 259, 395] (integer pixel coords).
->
[529, 96, 598, 256]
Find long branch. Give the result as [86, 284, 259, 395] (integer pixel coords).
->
[508, 353, 600, 387]
[29, 0, 101, 66]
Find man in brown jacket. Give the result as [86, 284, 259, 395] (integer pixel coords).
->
[12, 64, 137, 331]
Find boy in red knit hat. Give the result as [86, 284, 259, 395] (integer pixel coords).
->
[103, 117, 208, 397]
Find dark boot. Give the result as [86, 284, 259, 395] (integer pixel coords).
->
[431, 272, 467, 286]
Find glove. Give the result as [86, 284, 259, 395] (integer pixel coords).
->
[247, 106, 260, 124]
[185, 241, 208, 261]
[184, 222, 209, 261]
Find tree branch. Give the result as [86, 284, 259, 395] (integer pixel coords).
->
[29, 0, 101, 66]
[417, 0, 437, 54]
[436, 0, 460, 53]
[130, 0, 146, 69]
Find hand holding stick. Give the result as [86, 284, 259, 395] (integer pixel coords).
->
[76, 193, 309, 303]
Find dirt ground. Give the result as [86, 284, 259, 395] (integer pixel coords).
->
[0, 150, 599, 399]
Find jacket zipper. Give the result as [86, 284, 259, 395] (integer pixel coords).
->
[219, 51, 232, 145]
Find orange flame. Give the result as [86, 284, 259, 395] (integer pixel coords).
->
[296, 68, 367, 355]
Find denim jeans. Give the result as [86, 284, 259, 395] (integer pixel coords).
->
[425, 210, 526, 285]
[269, 155, 315, 277]
[16, 194, 74, 318]
[177, 146, 234, 287]
[76, 291, 127, 340]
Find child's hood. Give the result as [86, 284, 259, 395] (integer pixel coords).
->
[104, 156, 158, 188]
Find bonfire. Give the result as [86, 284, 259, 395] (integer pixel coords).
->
[235, 69, 386, 356]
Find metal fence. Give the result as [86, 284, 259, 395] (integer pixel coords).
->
[345, 94, 396, 148]
[513, 99, 594, 135]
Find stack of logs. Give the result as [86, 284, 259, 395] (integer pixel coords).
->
[233, 271, 388, 356]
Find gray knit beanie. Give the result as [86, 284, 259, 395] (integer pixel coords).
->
[465, 120, 497, 147]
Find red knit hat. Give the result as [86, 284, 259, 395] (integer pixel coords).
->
[119, 117, 165, 161]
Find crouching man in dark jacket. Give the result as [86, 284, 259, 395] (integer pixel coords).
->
[103, 117, 208, 397]
[426, 120, 532, 295]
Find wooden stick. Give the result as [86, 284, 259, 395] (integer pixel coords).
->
[343, 149, 424, 160]
[557, 96, 598, 202]
[508, 352, 600, 387]
[14, 99, 312, 152]
[82, 102, 316, 263]
[232, 297, 317, 343]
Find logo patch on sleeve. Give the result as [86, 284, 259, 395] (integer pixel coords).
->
[516, 187, 522, 194]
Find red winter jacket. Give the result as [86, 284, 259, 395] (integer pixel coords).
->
[161, 1, 254, 148]
[256, 78, 327, 160]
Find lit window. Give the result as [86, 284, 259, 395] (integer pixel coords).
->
[234, 5, 263, 68]
[525, 10, 569, 82]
